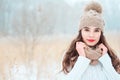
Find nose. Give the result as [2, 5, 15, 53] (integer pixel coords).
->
[89, 32, 94, 37]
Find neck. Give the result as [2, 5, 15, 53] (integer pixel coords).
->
[87, 45, 97, 50]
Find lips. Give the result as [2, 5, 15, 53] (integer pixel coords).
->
[87, 39, 95, 42]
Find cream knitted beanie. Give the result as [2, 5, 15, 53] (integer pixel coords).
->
[79, 1, 105, 31]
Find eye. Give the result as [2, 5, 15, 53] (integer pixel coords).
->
[84, 28, 89, 31]
[94, 29, 100, 32]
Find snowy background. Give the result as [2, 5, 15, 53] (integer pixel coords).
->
[0, 0, 120, 80]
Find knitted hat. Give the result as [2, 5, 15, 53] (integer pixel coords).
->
[79, 1, 105, 31]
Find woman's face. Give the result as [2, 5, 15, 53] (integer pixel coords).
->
[81, 26, 101, 46]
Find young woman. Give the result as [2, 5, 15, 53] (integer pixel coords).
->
[55, 1, 120, 80]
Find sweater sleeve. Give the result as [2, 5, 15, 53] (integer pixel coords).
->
[55, 56, 90, 80]
[99, 53, 120, 80]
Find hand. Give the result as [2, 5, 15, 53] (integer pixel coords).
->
[76, 42, 86, 57]
[98, 43, 108, 55]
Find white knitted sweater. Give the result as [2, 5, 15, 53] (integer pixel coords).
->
[54, 53, 120, 80]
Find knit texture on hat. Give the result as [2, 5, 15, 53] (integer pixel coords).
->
[79, 1, 105, 31]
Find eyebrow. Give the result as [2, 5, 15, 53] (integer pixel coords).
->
[83, 27, 89, 29]
[95, 28, 101, 30]
[83, 27, 100, 30]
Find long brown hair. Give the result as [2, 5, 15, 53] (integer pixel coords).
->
[62, 30, 120, 74]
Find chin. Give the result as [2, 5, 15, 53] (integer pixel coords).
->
[86, 43, 97, 47]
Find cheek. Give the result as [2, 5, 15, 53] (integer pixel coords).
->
[81, 32, 87, 40]
[95, 34, 101, 41]
[81, 33, 88, 43]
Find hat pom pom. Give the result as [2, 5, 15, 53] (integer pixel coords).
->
[84, 1, 102, 14]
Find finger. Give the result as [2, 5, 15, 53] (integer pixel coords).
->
[79, 42, 85, 44]
[76, 42, 78, 45]
[98, 43, 103, 47]
[98, 44, 105, 49]
[76, 42, 79, 44]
